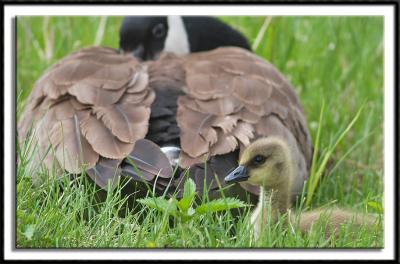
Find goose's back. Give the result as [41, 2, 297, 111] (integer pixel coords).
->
[149, 47, 312, 198]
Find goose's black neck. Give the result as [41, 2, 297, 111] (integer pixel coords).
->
[182, 16, 251, 52]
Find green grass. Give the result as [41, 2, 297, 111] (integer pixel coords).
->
[16, 16, 384, 248]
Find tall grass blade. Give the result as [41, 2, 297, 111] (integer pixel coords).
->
[306, 101, 325, 207]
[306, 104, 365, 207]
[252, 16, 273, 51]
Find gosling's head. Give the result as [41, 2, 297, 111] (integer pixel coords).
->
[224, 137, 293, 190]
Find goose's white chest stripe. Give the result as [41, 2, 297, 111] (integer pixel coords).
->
[164, 16, 190, 55]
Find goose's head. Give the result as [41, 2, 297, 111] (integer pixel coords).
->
[119, 16, 250, 60]
[225, 137, 293, 190]
[119, 16, 169, 60]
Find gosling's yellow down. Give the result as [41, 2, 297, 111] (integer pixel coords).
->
[225, 136, 380, 240]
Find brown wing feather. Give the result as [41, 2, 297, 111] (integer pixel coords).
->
[176, 101, 216, 158]
[48, 113, 99, 173]
[80, 114, 134, 159]
[123, 139, 173, 179]
[93, 104, 150, 143]
[86, 157, 121, 189]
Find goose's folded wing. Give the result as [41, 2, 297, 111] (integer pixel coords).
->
[177, 47, 311, 166]
[18, 47, 155, 189]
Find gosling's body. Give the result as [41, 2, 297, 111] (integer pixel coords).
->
[225, 137, 379, 240]
[296, 208, 378, 238]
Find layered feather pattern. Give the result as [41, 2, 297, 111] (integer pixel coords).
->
[167, 48, 311, 174]
[18, 47, 155, 188]
[150, 47, 312, 196]
[18, 46, 312, 199]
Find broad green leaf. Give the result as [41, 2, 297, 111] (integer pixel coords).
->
[195, 197, 247, 214]
[183, 178, 196, 199]
[138, 197, 178, 216]
[177, 178, 196, 212]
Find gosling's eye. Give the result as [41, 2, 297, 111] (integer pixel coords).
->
[152, 23, 166, 38]
[252, 155, 266, 166]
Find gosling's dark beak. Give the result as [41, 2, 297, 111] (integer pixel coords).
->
[224, 165, 248, 183]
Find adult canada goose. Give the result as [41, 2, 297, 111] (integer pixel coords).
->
[18, 45, 312, 204]
[224, 137, 378, 239]
[119, 16, 250, 60]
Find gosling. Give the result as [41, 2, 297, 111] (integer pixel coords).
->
[225, 136, 380, 240]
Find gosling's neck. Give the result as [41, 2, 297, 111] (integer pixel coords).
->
[251, 147, 294, 231]
[258, 164, 293, 220]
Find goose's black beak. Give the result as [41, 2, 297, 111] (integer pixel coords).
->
[120, 45, 146, 61]
[132, 44, 145, 60]
[224, 165, 248, 183]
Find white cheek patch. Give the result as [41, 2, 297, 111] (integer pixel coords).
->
[164, 16, 190, 55]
